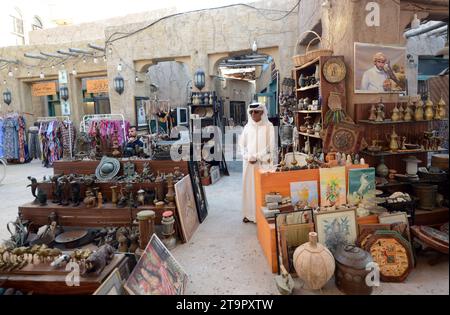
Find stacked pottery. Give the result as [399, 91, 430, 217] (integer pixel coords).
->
[293, 232, 335, 290]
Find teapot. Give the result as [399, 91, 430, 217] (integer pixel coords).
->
[386, 128, 400, 152]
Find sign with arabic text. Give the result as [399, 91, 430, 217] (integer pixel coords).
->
[86, 79, 109, 94]
[32, 82, 57, 97]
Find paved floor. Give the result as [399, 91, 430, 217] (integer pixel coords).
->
[0, 160, 448, 295]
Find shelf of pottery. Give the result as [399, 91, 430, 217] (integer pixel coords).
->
[293, 56, 347, 157]
[355, 95, 448, 179]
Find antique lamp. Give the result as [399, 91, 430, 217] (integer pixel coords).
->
[59, 86, 69, 101]
[194, 68, 206, 91]
[113, 74, 125, 95]
[3, 90, 12, 105]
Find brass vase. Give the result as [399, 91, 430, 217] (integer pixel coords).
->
[414, 99, 424, 121]
[438, 97, 447, 119]
[425, 95, 434, 121]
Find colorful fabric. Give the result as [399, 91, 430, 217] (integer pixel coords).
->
[2, 117, 19, 160]
[0, 119, 4, 158]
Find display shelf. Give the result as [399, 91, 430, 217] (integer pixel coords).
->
[189, 104, 214, 107]
[362, 148, 448, 157]
[294, 110, 322, 114]
[294, 57, 320, 71]
[296, 84, 320, 92]
[299, 132, 322, 139]
[359, 119, 447, 125]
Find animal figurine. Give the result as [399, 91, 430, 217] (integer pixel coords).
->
[71, 180, 81, 206]
[81, 244, 115, 276]
[37, 189, 48, 206]
[30, 222, 57, 246]
[27, 177, 39, 203]
[52, 175, 63, 204]
[60, 177, 71, 206]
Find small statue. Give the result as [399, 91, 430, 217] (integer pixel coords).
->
[137, 189, 146, 206]
[118, 235, 129, 253]
[117, 187, 128, 209]
[37, 189, 48, 206]
[60, 177, 71, 206]
[142, 162, 152, 179]
[81, 244, 115, 276]
[70, 180, 81, 207]
[97, 192, 103, 208]
[83, 189, 96, 208]
[52, 175, 63, 204]
[401, 136, 407, 150]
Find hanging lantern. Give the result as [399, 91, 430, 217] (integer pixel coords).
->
[3, 90, 12, 105]
[194, 68, 205, 91]
[114, 74, 125, 95]
[59, 86, 69, 101]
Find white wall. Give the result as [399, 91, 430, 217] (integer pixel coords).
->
[0, 0, 54, 47]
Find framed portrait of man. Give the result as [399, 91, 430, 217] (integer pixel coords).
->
[354, 43, 407, 94]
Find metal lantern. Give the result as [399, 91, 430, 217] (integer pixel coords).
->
[3, 90, 12, 105]
[59, 86, 69, 101]
[113, 74, 125, 95]
[194, 68, 205, 91]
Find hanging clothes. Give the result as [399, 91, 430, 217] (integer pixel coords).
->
[38, 119, 75, 167]
[239, 103, 277, 223]
[28, 126, 41, 160]
[1, 114, 29, 163]
[0, 118, 4, 158]
[86, 119, 130, 150]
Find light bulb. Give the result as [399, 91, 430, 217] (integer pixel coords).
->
[93, 57, 98, 64]
[61, 63, 65, 68]
[8, 70, 13, 77]
[14, 67, 18, 72]
[252, 41, 257, 53]
[40, 72, 45, 79]
[103, 56, 107, 62]
[411, 14, 421, 29]
[3, 80, 6, 85]
[83, 58, 87, 63]
[72, 68, 77, 75]
[51, 65, 55, 69]
[117, 63, 123, 72]
[27, 71, 31, 77]
[135, 76, 139, 82]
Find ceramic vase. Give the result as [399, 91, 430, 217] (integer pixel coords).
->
[293, 232, 335, 290]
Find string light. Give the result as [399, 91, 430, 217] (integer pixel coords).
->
[83, 58, 87, 63]
[40, 72, 45, 79]
[27, 71, 31, 77]
[3, 80, 6, 85]
[72, 68, 77, 75]
[7, 69, 13, 77]
[117, 63, 123, 72]
[103, 56, 107, 62]
[61, 63, 65, 68]
[93, 57, 98, 64]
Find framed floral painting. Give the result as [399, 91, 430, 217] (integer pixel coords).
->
[319, 166, 347, 207]
[314, 209, 358, 254]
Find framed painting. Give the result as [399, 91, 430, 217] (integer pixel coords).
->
[354, 42, 407, 94]
[319, 166, 347, 207]
[348, 168, 376, 205]
[275, 211, 315, 274]
[314, 209, 358, 254]
[174, 175, 200, 243]
[188, 160, 209, 223]
[135, 97, 150, 131]
[124, 234, 188, 295]
[290, 181, 319, 209]
[93, 268, 124, 295]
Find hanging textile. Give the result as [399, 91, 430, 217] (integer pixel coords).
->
[28, 126, 41, 160]
[1, 114, 29, 163]
[0, 118, 4, 158]
[86, 119, 130, 150]
[39, 119, 75, 167]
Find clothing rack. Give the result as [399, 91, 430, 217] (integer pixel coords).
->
[37, 116, 73, 160]
[80, 114, 127, 143]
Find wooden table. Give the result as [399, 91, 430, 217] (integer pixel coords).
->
[0, 254, 128, 295]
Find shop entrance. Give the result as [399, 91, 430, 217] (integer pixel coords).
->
[82, 77, 111, 115]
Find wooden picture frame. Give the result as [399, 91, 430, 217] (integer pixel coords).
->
[124, 234, 188, 295]
[314, 209, 358, 254]
[93, 268, 124, 295]
[188, 161, 208, 223]
[275, 210, 315, 274]
[357, 223, 392, 248]
[135, 97, 150, 130]
[174, 175, 200, 243]
[379, 212, 411, 242]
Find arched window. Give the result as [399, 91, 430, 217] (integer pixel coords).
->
[32, 16, 43, 30]
[10, 7, 24, 45]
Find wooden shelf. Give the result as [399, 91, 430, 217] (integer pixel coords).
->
[296, 84, 320, 92]
[299, 132, 322, 139]
[362, 148, 448, 157]
[359, 119, 447, 125]
[294, 110, 322, 114]
[189, 104, 214, 107]
[294, 57, 320, 71]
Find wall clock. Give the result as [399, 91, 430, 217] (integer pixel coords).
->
[323, 57, 347, 83]
[364, 230, 413, 283]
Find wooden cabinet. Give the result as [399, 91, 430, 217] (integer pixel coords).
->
[293, 56, 346, 155]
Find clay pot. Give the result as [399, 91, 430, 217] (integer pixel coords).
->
[293, 232, 335, 290]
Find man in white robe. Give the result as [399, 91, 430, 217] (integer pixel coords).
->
[239, 103, 277, 223]
[361, 52, 390, 92]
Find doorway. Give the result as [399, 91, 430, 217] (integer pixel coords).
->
[229, 101, 247, 126]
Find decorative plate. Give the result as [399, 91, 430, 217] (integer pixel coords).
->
[193, 107, 207, 118]
[364, 230, 413, 283]
[323, 57, 347, 83]
[323, 122, 364, 154]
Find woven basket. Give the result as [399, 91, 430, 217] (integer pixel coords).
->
[292, 30, 333, 67]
